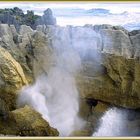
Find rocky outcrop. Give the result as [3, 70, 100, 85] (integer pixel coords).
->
[35, 8, 56, 26]
[77, 53, 140, 109]
[75, 25, 140, 109]
[0, 105, 59, 136]
[100, 29, 133, 58]
[18, 25, 53, 78]
[0, 24, 59, 136]
[130, 31, 140, 58]
[0, 7, 56, 30]
[0, 47, 27, 110]
[0, 24, 33, 83]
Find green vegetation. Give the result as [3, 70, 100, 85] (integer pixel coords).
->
[25, 10, 40, 25]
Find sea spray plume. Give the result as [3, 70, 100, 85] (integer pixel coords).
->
[17, 50, 84, 136]
[17, 25, 102, 136]
[92, 108, 128, 136]
[45, 69, 80, 136]
[43, 49, 84, 136]
[17, 75, 52, 122]
[44, 26, 85, 136]
[70, 26, 102, 59]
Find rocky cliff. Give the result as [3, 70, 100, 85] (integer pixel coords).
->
[0, 7, 56, 30]
[0, 22, 140, 136]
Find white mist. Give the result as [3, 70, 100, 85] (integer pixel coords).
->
[18, 51, 83, 136]
[17, 26, 101, 136]
[93, 108, 128, 136]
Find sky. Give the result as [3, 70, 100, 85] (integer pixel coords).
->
[0, 2, 140, 30]
[0, 2, 140, 14]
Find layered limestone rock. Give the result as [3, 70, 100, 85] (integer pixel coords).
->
[100, 29, 133, 58]
[18, 25, 35, 80]
[0, 105, 59, 136]
[77, 53, 140, 109]
[75, 25, 140, 109]
[130, 31, 140, 58]
[18, 25, 53, 78]
[0, 24, 32, 83]
[0, 24, 59, 136]
[0, 46, 27, 110]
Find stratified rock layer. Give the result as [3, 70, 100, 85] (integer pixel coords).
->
[0, 105, 59, 136]
[0, 46, 27, 110]
[77, 53, 140, 109]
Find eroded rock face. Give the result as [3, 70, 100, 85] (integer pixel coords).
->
[35, 8, 56, 26]
[100, 29, 133, 58]
[0, 105, 59, 136]
[130, 32, 140, 58]
[77, 53, 140, 109]
[0, 24, 60, 136]
[0, 46, 27, 110]
[0, 24, 33, 83]
[31, 31, 53, 77]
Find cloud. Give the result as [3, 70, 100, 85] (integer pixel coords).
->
[53, 9, 140, 31]
[0, 2, 140, 14]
